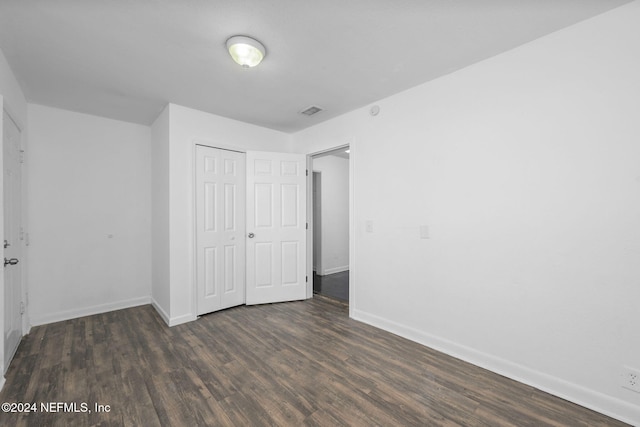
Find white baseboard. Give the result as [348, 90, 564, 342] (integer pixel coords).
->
[150, 299, 196, 327]
[28, 296, 195, 329]
[151, 299, 170, 325]
[352, 308, 640, 426]
[168, 313, 197, 327]
[30, 296, 151, 326]
[320, 265, 349, 275]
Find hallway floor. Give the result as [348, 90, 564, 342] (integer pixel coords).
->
[313, 270, 349, 302]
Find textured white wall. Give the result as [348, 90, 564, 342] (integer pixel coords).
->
[27, 104, 151, 325]
[292, 2, 640, 424]
[313, 155, 349, 275]
[150, 105, 170, 321]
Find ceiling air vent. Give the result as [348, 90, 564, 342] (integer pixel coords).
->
[299, 105, 324, 116]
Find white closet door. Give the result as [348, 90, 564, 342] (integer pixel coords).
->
[195, 145, 246, 315]
[3, 110, 23, 373]
[246, 151, 307, 305]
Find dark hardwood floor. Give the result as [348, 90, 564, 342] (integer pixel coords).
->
[313, 271, 349, 302]
[0, 298, 629, 426]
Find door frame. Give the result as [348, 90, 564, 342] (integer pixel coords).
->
[312, 171, 322, 276]
[306, 142, 354, 316]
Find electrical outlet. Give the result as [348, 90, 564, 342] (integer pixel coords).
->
[621, 367, 640, 393]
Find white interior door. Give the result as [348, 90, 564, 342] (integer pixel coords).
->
[3, 110, 22, 373]
[195, 145, 246, 316]
[246, 151, 307, 305]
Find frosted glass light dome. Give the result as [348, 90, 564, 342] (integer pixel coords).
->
[226, 36, 265, 68]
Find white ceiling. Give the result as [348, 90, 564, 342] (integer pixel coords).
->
[0, 0, 629, 133]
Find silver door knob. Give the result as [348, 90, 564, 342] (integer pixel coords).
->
[4, 258, 19, 267]
[248, 233, 255, 238]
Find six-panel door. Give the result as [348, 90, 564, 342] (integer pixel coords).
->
[195, 145, 246, 315]
[3, 110, 23, 372]
[245, 151, 307, 305]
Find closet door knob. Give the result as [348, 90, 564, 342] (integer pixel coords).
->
[4, 258, 19, 267]
[248, 233, 255, 238]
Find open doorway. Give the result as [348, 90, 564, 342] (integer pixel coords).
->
[310, 146, 350, 303]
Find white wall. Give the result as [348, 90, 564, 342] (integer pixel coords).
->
[160, 104, 291, 325]
[313, 155, 349, 275]
[292, 2, 640, 424]
[27, 104, 151, 325]
[0, 47, 28, 387]
[150, 105, 170, 321]
[0, 49, 27, 127]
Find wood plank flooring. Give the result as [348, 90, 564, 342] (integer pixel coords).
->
[0, 297, 629, 426]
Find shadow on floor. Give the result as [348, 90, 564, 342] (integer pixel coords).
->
[313, 270, 349, 302]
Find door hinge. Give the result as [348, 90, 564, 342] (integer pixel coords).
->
[306, 222, 308, 230]
[20, 302, 25, 315]
[20, 227, 24, 241]
[306, 275, 308, 282]
[306, 169, 308, 176]
[19, 150, 25, 164]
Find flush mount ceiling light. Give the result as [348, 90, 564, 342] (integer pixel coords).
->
[226, 35, 266, 68]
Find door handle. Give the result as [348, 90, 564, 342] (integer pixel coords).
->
[248, 233, 255, 238]
[4, 258, 19, 267]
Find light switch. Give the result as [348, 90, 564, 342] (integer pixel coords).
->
[365, 220, 374, 233]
